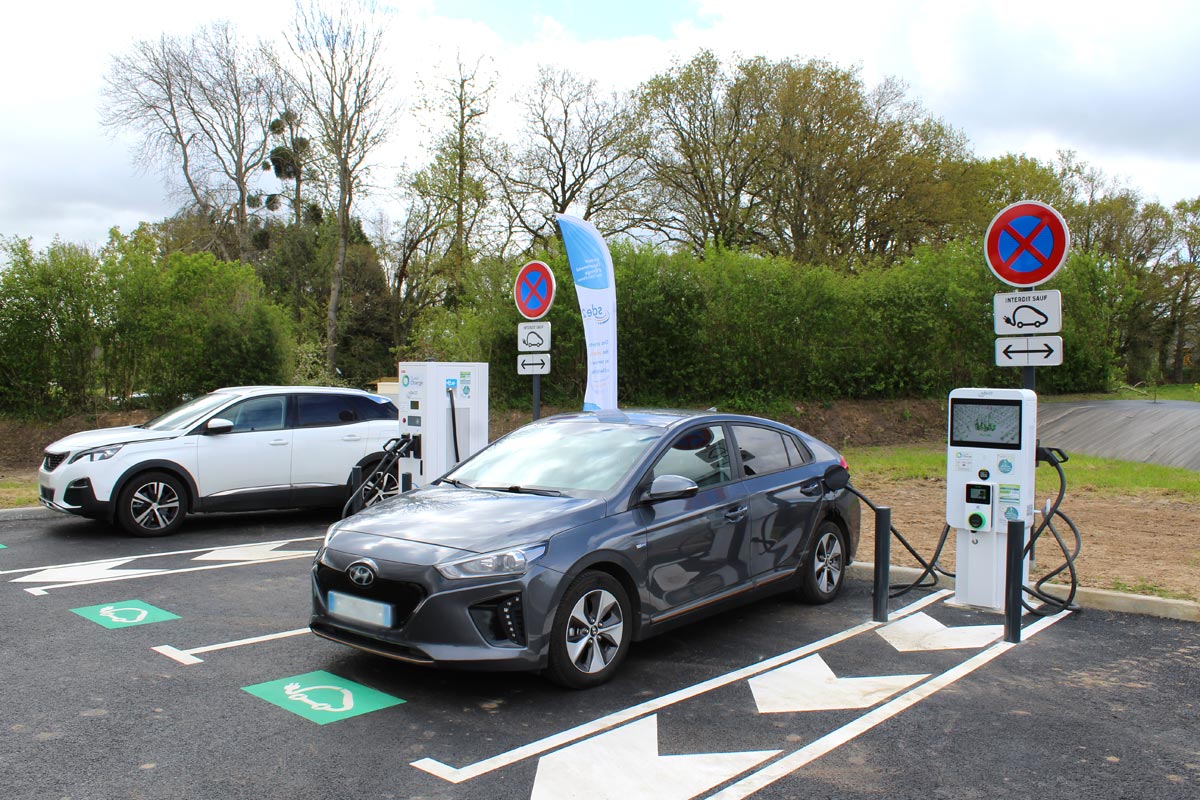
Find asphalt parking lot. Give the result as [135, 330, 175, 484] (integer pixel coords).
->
[1, 510, 1196, 800]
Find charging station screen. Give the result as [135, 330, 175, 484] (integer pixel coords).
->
[950, 399, 1022, 450]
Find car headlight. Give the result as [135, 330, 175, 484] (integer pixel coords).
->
[436, 544, 547, 580]
[69, 444, 124, 464]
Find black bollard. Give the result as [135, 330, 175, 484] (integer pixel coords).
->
[1004, 519, 1025, 643]
[873, 506, 891, 622]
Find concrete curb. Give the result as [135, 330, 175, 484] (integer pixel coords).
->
[849, 562, 1200, 623]
[0, 506, 59, 522]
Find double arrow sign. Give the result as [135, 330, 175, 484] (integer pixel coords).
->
[994, 290, 1063, 367]
[518, 322, 551, 375]
[996, 337, 1060, 367]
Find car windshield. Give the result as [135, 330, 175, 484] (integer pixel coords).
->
[140, 392, 239, 431]
[444, 419, 662, 494]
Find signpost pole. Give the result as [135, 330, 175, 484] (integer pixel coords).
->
[533, 374, 541, 421]
[1021, 287, 1035, 390]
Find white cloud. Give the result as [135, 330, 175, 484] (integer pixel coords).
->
[3, 0, 1199, 250]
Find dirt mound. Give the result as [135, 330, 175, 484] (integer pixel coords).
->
[491, 399, 948, 448]
[1, 410, 152, 468]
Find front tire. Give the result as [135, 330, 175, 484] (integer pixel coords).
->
[798, 520, 846, 604]
[116, 471, 186, 537]
[546, 572, 632, 689]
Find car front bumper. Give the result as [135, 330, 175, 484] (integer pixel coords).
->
[38, 476, 111, 520]
[310, 542, 565, 672]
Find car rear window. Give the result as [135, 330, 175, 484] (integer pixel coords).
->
[732, 425, 792, 477]
[296, 394, 361, 427]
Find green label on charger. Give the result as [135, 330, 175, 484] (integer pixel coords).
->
[71, 600, 180, 629]
[242, 670, 405, 724]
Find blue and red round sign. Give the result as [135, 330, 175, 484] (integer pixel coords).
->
[984, 201, 1070, 288]
[514, 260, 556, 320]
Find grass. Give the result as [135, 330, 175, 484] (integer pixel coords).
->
[0, 476, 38, 509]
[1050, 383, 1200, 403]
[843, 444, 1200, 502]
[1109, 578, 1193, 601]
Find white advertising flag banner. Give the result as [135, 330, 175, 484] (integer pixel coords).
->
[555, 214, 617, 411]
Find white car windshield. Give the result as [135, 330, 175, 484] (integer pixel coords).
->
[445, 420, 661, 494]
[140, 392, 239, 431]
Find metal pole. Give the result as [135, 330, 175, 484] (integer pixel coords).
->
[873, 506, 891, 623]
[1004, 519, 1025, 643]
[1021, 287, 1036, 391]
[533, 374, 542, 421]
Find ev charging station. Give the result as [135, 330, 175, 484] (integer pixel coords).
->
[946, 388, 1038, 609]
[396, 362, 490, 484]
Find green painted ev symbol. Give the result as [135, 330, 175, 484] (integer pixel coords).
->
[242, 670, 404, 724]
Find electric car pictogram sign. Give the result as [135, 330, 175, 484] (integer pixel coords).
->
[984, 201, 1070, 288]
[514, 261, 556, 320]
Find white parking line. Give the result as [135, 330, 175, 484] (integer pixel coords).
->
[0, 536, 322, 576]
[707, 610, 1071, 800]
[153, 628, 312, 665]
[411, 590, 952, 784]
[3, 536, 321, 595]
[22, 553, 315, 595]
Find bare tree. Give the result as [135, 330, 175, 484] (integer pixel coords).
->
[412, 55, 495, 294]
[287, 0, 394, 372]
[101, 22, 280, 260]
[488, 66, 653, 248]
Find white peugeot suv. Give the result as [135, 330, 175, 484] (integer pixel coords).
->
[39, 386, 400, 536]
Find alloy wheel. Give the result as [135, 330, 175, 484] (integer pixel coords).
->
[130, 481, 181, 531]
[564, 588, 625, 674]
[813, 529, 844, 594]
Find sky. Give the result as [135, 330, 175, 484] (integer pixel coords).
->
[2, 0, 1199, 252]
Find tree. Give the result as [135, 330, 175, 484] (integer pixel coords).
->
[411, 55, 496, 295]
[489, 66, 652, 247]
[1164, 198, 1200, 381]
[262, 108, 314, 223]
[287, 0, 394, 374]
[637, 50, 776, 252]
[101, 22, 281, 261]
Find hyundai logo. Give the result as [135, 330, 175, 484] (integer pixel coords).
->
[347, 561, 377, 587]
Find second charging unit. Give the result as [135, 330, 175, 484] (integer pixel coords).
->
[946, 388, 1038, 609]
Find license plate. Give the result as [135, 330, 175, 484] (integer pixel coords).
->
[328, 591, 394, 627]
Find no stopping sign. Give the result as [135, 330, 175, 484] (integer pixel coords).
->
[984, 201, 1070, 288]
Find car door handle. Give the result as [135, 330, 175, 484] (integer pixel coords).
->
[724, 505, 749, 523]
[800, 479, 824, 496]
[269, 439, 289, 446]
[341, 434, 362, 442]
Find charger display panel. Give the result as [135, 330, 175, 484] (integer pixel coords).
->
[949, 398, 1022, 450]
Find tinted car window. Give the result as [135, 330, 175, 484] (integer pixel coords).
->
[296, 394, 360, 428]
[732, 425, 791, 477]
[785, 434, 812, 466]
[348, 394, 399, 421]
[651, 425, 732, 488]
[226, 396, 286, 433]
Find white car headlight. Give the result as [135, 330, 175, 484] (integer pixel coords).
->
[69, 444, 124, 464]
[436, 544, 547, 580]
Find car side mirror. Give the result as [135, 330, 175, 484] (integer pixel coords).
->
[823, 463, 850, 492]
[205, 418, 234, 435]
[644, 474, 699, 503]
